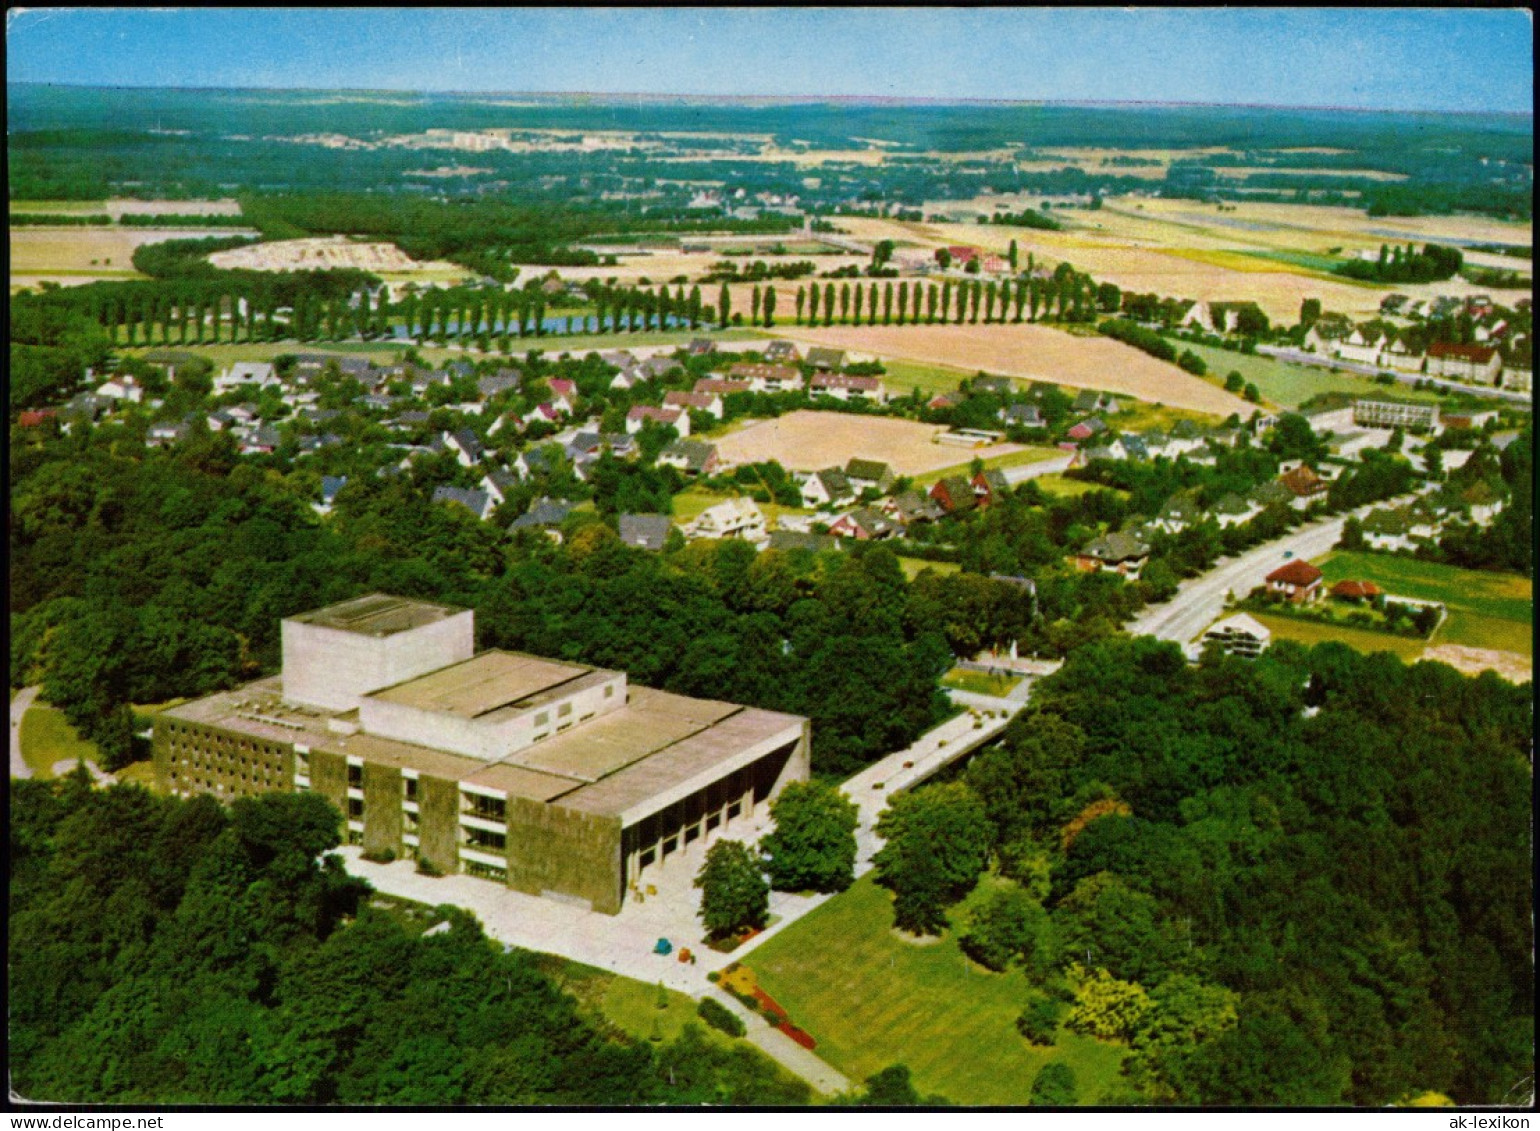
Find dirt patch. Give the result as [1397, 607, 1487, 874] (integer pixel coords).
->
[780, 323, 1254, 417]
[890, 928, 945, 946]
[1420, 644, 1532, 684]
[716, 409, 1027, 475]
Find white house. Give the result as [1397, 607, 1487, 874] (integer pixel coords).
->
[215, 361, 279, 394]
[685, 498, 768, 546]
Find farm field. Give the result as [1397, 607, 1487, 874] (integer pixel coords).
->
[1176, 342, 1447, 410]
[780, 323, 1256, 417]
[716, 409, 1030, 476]
[10, 197, 244, 217]
[11, 225, 255, 285]
[208, 235, 461, 274]
[745, 873, 1129, 1106]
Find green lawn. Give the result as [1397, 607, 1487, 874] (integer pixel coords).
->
[745, 873, 1129, 1106]
[1177, 343, 1446, 411]
[1033, 473, 1127, 500]
[940, 668, 1022, 697]
[881, 358, 977, 399]
[17, 704, 101, 779]
[1313, 551, 1533, 657]
[897, 556, 960, 580]
[1247, 612, 1429, 661]
[911, 446, 1063, 489]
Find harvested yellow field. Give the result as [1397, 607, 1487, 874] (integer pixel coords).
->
[780, 323, 1255, 417]
[716, 409, 1028, 475]
[10, 197, 244, 218]
[10, 226, 252, 277]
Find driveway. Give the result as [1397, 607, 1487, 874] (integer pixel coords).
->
[10, 686, 40, 780]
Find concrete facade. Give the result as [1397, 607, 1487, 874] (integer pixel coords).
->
[153, 595, 810, 914]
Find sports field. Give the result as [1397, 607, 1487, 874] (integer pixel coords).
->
[780, 323, 1256, 417]
[745, 873, 1128, 1106]
[716, 409, 1030, 476]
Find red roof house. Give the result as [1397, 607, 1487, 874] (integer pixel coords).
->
[1266, 559, 1324, 603]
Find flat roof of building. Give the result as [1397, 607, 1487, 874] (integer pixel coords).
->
[366, 650, 606, 719]
[510, 687, 737, 783]
[286, 593, 466, 637]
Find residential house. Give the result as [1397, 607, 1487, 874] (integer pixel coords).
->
[1501, 363, 1532, 394]
[810, 373, 885, 402]
[1302, 316, 1352, 357]
[1382, 334, 1425, 374]
[928, 476, 979, 515]
[1248, 480, 1295, 510]
[432, 485, 496, 521]
[1072, 531, 1151, 578]
[1071, 390, 1121, 415]
[60, 393, 109, 429]
[728, 363, 801, 392]
[883, 491, 944, 526]
[206, 409, 237, 432]
[147, 419, 192, 447]
[928, 391, 968, 411]
[1166, 419, 1207, 457]
[546, 379, 578, 414]
[16, 409, 56, 429]
[509, 496, 574, 538]
[763, 340, 801, 364]
[663, 390, 724, 418]
[609, 366, 643, 392]
[524, 403, 564, 427]
[1278, 465, 1330, 510]
[972, 375, 1013, 396]
[618, 514, 673, 552]
[1066, 417, 1107, 442]
[827, 507, 898, 541]
[638, 356, 682, 380]
[215, 361, 279, 394]
[442, 428, 485, 468]
[1330, 580, 1382, 602]
[239, 426, 282, 456]
[478, 370, 522, 399]
[844, 458, 896, 495]
[95, 374, 146, 403]
[1117, 434, 1151, 462]
[693, 377, 753, 398]
[1460, 481, 1506, 525]
[685, 498, 768, 545]
[805, 347, 846, 372]
[626, 405, 690, 437]
[971, 469, 1012, 508]
[1265, 560, 1324, 603]
[658, 440, 719, 477]
[480, 468, 520, 508]
[800, 467, 857, 509]
[1212, 492, 1262, 529]
[1202, 613, 1271, 659]
[1072, 443, 1121, 467]
[1426, 342, 1501, 385]
[1152, 494, 1204, 535]
[1335, 325, 1389, 366]
[686, 339, 717, 357]
[600, 349, 639, 370]
[1001, 403, 1045, 429]
[313, 476, 348, 516]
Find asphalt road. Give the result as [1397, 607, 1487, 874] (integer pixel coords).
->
[1126, 493, 1423, 645]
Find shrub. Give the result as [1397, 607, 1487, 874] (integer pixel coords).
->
[1017, 994, 1064, 1045]
[415, 856, 443, 877]
[697, 996, 746, 1038]
[361, 848, 396, 864]
[1029, 1062, 1078, 1107]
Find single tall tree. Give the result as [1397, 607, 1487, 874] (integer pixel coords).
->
[760, 780, 859, 894]
[695, 839, 769, 938]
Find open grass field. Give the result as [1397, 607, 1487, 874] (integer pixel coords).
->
[1033, 473, 1126, 499]
[939, 668, 1022, 697]
[17, 704, 101, 780]
[1248, 612, 1429, 662]
[717, 409, 1030, 476]
[670, 486, 808, 530]
[780, 323, 1257, 418]
[1314, 551, 1533, 658]
[746, 873, 1129, 1106]
[1177, 343, 1447, 410]
[897, 556, 960, 580]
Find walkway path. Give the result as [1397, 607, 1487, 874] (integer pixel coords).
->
[11, 686, 40, 780]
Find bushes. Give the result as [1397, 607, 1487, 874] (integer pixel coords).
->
[1177, 350, 1207, 376]
[1016, 994, 1065, 1045]
[1099, 318, 1177, 363]
[697, 996, 746, 1038]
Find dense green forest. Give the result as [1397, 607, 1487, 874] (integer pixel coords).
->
[7, 779, 814, 1104]
[878, 635, 1533, 1105]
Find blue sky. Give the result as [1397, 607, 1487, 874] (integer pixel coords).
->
[5, 8, 1533, 113]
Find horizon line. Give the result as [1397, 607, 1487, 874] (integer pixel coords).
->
[7, 79, 1533, 119]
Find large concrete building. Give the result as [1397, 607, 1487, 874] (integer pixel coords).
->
[154, 594, 810, 913]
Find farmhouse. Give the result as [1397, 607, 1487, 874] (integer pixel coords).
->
[153, 595, 809, 915]
[1265, 560, 1323, 604]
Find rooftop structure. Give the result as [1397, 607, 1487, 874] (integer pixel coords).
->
[158, 596, 809, 912]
